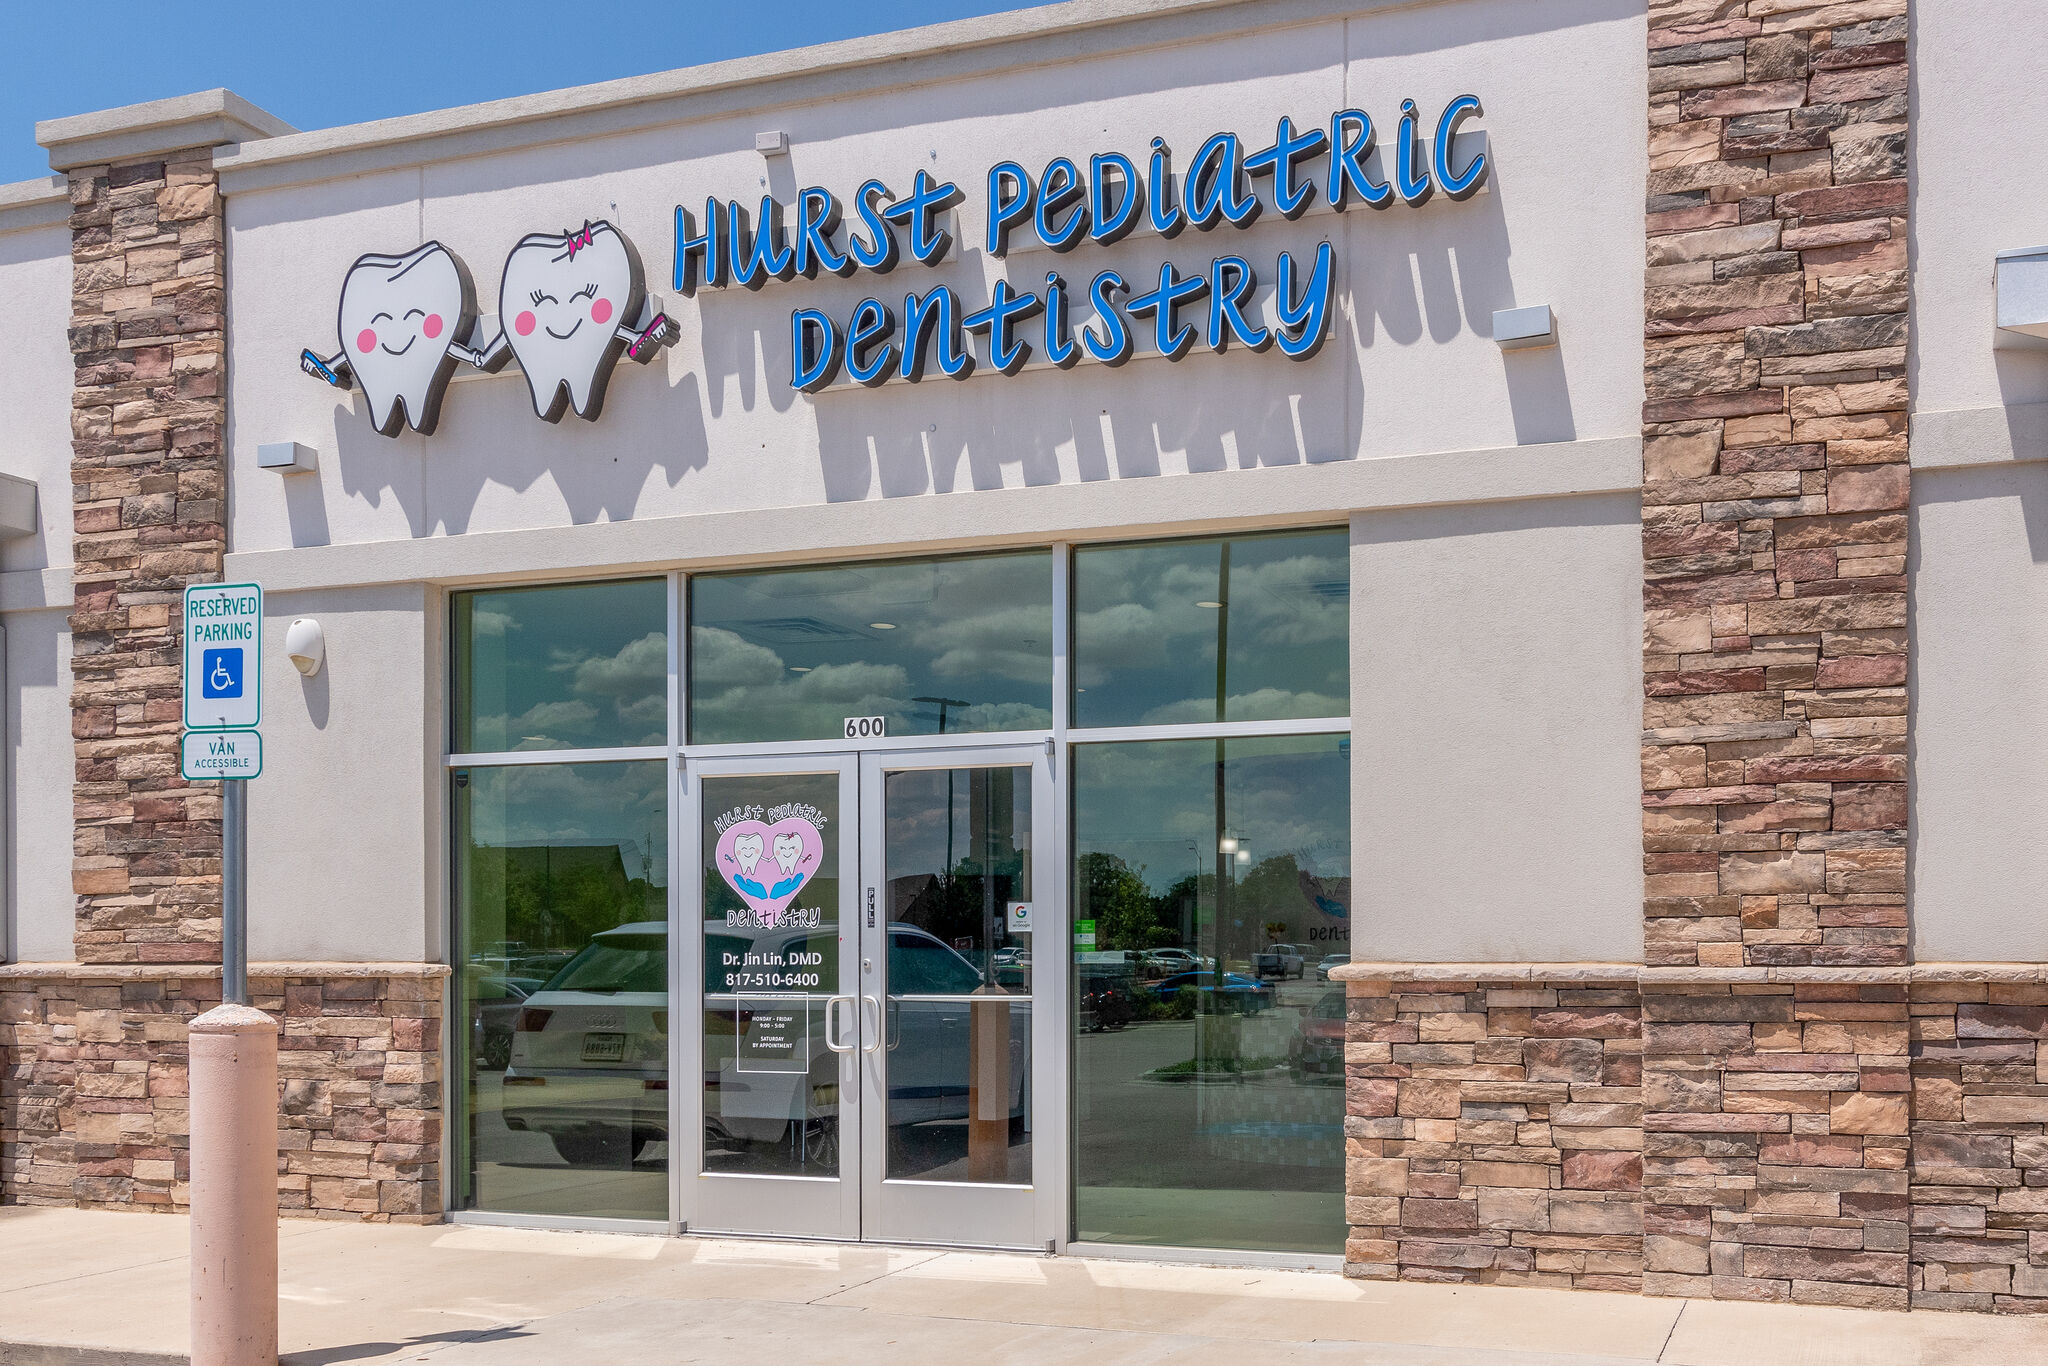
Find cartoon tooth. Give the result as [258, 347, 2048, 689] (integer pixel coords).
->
[462, 220, 681, 423]
[733, 833, 764, 877]
[772, 832, 803, 878]
[302, 241, 476, 437]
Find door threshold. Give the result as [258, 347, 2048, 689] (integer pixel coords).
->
[683, 1225, 1045, 1256]
[446, 1214, 1339, 1270]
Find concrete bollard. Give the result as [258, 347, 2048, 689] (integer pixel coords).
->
[188, 1002, 279, 1366]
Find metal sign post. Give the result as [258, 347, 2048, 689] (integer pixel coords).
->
[180, 581, 274, 1366]
[221, 779, 247, 1006]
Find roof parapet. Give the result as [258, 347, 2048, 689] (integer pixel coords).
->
[37, 89, 295, 171]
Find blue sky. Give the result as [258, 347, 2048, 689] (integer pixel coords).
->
[0, 1, 1029, 184]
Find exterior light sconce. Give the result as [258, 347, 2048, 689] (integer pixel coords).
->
[257, 441, 317, 474]
[755, 130, 790, 158]
[1492, 304, 1557, 351]
[1995, 246, 2048, 349]
[0, 473, 37, 539]
[284, 618, 325, 677]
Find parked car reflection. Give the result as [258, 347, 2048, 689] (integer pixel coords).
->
[1290, 990, 1347, 1078]
[500, 923, 668, 1168]
[500, 920, 1030, 1173]
[469, 974, 544, 1072]
[1148, 970, 1276, 1014]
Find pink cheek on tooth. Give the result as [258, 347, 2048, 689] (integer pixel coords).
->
[423, 314, 444, 339]
[591, 297, 613, 325]
[515, 311, 537, 336]
[356, 328, 377, 353]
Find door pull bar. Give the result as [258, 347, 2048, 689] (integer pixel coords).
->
[859, 994, 884, 1053]
[823, 994, 857, 1053]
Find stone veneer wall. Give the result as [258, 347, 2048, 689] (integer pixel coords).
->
[1641, 0, 1910, 972]
[0, 965, 445, 1221]
[1342, 969, 2048, 1315]
[1907, 979, 2048, 1308]
[1640, 975, 1911, 1307]
[1343, 975, 1644, 1290]
[67, 147, 229, 963]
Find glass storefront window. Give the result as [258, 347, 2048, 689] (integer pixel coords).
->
[689, 552, 1053, 743]
[1072, 529, 1348, 728]
[444, 539, 1347, 1252]
[1070, 735, 1351, 1254]
[452, 578, 667, 752]
[452, 760, 668, 1220]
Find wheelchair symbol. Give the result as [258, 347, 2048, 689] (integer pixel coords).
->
[201, 648, 244, 699]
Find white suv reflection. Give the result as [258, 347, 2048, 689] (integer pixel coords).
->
[500, 922, 668, 1167]
[500, 920, 1029, 1168]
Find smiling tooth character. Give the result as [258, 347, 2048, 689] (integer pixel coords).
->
[733, 832, 765, 877]
[772, 832, 803, 879]
[462, 220, 681, 424]
[301, 241, 477, 438]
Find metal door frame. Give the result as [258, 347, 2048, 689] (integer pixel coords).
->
[855, 741, 1062, 1251]
[676, 750, 861, 1241]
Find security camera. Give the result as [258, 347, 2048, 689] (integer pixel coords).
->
[284, 618, 324, 677]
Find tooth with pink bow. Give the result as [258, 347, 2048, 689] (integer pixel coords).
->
[459, 218, 682, 423]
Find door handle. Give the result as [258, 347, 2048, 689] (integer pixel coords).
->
[823, 995, 856, 1053]
[859, 994, 883, 1053]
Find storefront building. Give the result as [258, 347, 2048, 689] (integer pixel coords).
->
[0, 0, 2045, 1314]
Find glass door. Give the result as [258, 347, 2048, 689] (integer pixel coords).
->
[678, 744, 1058, 1249]
[856, 745, 1058, 1249]
[680, 754, 860, 1240]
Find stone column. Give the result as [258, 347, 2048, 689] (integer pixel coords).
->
[1639, 4, 1913, 1310]
[42, 93, 294, 965]
[1642, 4, 1910, 972]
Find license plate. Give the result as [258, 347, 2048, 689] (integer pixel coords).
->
[581, 1032, 626, 1062]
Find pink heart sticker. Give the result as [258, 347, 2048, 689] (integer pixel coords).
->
[715, 816, 824, 926]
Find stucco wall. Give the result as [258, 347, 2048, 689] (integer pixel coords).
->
[1912, 0, 2048, 427]
[0, 216, 72, 576]
[221, 0, 1646, 558]
[1909, 465, 2048, 962]
[246, 585, 441, 962]
[1907, 0, 2048, 961]
[1348, 491, 1644, 963]
[5, 608, 73, 962]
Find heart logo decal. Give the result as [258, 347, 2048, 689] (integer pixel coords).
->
[715, 815, 824, 926]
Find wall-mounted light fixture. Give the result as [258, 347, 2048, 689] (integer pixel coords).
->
[755, 130, 790, 158]
[0, 473, 37, 539]
[1492, 304, 1557, 351]
[257, 441, 317, 474]
[284, 618, 324, 677]
[1996, 246, 2048, 349]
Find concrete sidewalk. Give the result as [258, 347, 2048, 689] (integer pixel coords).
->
[1, 1208, 2044, 1366]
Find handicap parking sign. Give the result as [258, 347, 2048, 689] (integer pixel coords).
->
[201, 648, 244, 699]
[184, 583, 261, 730]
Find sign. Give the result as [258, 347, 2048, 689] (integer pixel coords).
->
[301, 220, 680, 437]
[181, 730, 261, 781]
[712, 802, 827, 930]
[184, 583, 262, 731]
[1074, 919, 1096, 949]
[300, 95, 1493, 438]
[1007, 901, 1034, 934]
[736, 1000, 810, 1074]
[842, 715, 886, 740]
[674, 97, 1490, 392]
